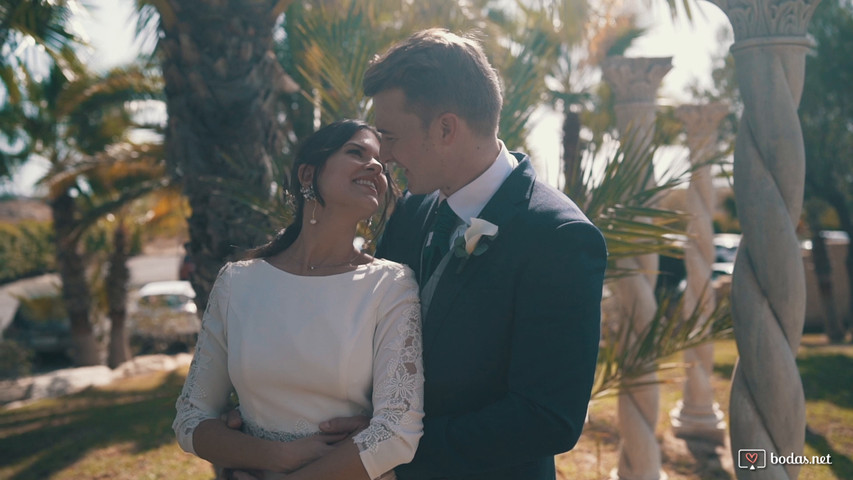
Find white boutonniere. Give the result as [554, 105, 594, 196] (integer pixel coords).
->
[452, 218, 499, 273]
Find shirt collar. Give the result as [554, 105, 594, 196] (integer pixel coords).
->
[442, 141, 517, 225]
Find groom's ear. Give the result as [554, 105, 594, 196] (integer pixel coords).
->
[434, 112, 459, 145]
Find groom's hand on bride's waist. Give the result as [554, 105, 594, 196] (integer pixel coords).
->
[319, 415, 370, 436]
[221, 408, 244, 429]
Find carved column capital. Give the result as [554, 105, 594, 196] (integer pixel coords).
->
[676, 103, 729, 159]
[710, 0, 820, 43]
[676, 103, 729, 142]
[601, 56, 673, 105]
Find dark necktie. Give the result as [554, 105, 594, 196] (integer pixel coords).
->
[422, 200, 458, 282]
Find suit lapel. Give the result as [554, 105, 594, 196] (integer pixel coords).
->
[422, 155, 537, 350]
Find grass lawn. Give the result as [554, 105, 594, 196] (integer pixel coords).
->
[0, 368, 211, 480]
[555, 335, 853, 480]
[0, 335, 850, 480]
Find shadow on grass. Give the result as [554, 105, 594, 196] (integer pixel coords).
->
[806, 425, 853, 480]
[0, 371, 185, 480]
[798, 353, 853, 409]
[712, 362, 734, 380]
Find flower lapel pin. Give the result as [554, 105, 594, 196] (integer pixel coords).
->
[452, 218, 499, 273]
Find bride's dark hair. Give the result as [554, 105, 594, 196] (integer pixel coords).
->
[245, 119, 397, 259]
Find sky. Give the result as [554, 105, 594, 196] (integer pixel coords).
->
[5, 0, 733, 195]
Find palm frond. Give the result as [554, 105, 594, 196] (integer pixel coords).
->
[287, 1, 389, 123]
[575, 134, 700, 271]
[69, 176, 169, 244]
[592, 285, 732, 400]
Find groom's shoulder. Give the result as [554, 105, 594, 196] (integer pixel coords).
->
[525, 175, 593, 228]
[518, 179, 606, 259]
[508, 152, 592, 227]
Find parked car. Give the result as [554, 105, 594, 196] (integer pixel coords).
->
[4, 293, 72, 358]
[0, 276, 74, 366]
[713, 233, 741, 278]
[128, 280, 200, 354]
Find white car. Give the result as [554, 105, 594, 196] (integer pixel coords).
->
[128, 281, 200, 353]
[713, 233, 741, 278]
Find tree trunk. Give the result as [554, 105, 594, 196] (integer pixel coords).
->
[51, 191, 100, 366]
[156, 0, 293, 311]
[561, 108, 582, 196]
[107, 221, 132, 368]
[805, 207, 844, 343]
[838, 214, 853, 339]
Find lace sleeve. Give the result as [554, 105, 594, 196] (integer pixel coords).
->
[353, 267, 424, 480]
[172, 264, 234, 455]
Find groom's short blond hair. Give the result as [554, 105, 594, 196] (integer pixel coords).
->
[364, 28, 502, 138]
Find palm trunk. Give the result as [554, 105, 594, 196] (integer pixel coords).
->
[837, 212, 853, 339]
[156, 0, 293, 311]
[107, 221, 132, 368]
[805, 209, 844, 342]
[51, 191, 100, 366]
[561, 108, 582, 196]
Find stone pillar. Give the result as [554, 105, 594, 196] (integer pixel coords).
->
[601, 56, 672, 480]
[707, 1, 819, 478]
[669, 103, 729, 444]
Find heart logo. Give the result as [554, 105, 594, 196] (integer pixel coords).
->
[745, 452, 759, 464]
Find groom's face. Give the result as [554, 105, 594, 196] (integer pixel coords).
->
[373, 88, 443, 195]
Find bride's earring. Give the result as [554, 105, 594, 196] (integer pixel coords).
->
[301, 184, 318, 225]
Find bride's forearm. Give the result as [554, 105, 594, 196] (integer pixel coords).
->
[286, 440, 370, 480]
[193, 418, 293, 472]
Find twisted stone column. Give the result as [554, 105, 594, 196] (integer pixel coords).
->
[707, 1, 819, 478]
[602, 56, 672, 480]
[670, 103, 729, 443]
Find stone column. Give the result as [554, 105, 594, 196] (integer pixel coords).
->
[601, 56, 672, 480]
[669, 103, 729, 444]
[707, 1, 819, 479]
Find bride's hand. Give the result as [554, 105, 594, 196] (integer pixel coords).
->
[280, 432, 348, 472]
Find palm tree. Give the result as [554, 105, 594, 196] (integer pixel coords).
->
[0, 57, 162, 365]
[69, 142, 172, 367]
[134, 0, 299, 310]
[0, 0, 84, 177]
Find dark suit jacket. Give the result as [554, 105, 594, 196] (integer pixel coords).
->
[376, 154, 607, 480]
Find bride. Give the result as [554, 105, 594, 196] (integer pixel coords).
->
[172, 119, 424, 480]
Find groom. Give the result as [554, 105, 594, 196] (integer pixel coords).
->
[331, 29, 607, 479]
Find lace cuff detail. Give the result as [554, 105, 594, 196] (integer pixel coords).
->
[353, 301, 423, 455]
[172, 265, 232, 455]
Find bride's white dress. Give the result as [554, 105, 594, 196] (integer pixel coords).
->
[172, 258, 424, 480]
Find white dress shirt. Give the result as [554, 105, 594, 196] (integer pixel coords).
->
[440, 141, 517, 248]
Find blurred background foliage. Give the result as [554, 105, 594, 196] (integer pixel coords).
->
[17, 0, 853, 367]
[0, 0, 735, 369]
